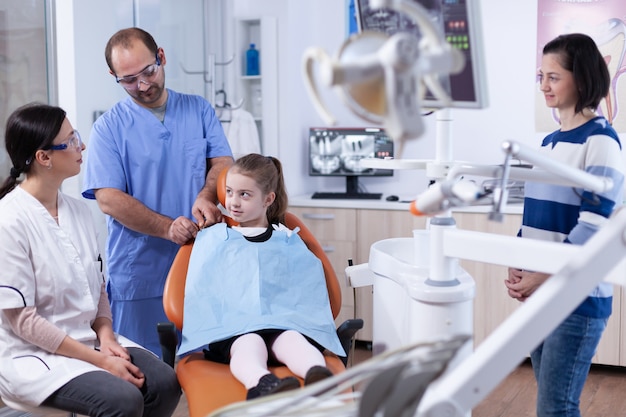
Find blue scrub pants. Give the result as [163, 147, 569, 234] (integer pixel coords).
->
[110, 297, 168, 356]
[530, 313, 607, 417]
[42, 347, 181, 417]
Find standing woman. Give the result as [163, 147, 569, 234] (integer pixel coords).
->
[505, 34, 624, 417]
[0, 103, 181, 417]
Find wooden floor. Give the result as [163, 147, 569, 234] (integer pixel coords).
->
[473, 359, 626, 417]
[3, 347, 625, 417]
[171, 350, 626, 417]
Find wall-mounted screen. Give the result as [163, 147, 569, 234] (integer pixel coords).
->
[309, 127, 393, 200]
[355, 0, 488, 109]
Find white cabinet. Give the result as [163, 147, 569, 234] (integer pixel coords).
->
[234, 17, 278, 156]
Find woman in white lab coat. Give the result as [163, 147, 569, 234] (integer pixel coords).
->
[0, 103, 181, 417]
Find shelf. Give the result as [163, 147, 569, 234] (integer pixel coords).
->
[234, 16, 277, 155]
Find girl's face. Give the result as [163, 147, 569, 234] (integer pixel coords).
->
[225, 171, 275, 228]
[538, 53, 578, 114]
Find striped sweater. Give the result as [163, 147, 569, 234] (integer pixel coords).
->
[521, 116, 624, 318]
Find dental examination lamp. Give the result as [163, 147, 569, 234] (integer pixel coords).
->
[304, 0, 487, 362]
[303, 0, 464, 146]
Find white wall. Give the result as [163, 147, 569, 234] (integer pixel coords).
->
[227, 0, 549, 200]
[60, 0, 626, 204]
[56, 0, 210, 251]
[231, 0, 626, 200]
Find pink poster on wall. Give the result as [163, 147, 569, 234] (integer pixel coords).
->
[536, 0, 626, 132]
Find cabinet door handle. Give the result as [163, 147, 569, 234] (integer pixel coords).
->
[321, 245, 335, 253]
[302, 213, 335, 220]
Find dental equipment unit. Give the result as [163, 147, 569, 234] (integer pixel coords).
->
[208, 0, 625, 416]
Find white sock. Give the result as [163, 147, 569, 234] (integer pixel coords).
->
[230, 333, 271, 389]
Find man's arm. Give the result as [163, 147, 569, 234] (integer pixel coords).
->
[94, 188, 198, 245]
[193, 155, 234, 228]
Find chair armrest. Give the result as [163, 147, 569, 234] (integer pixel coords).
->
[157, 321, 178, 368]
[336, 318, 364, 366]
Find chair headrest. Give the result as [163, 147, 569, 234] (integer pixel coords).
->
[217, 167, 238, 227]
[217, 167, 228, 207]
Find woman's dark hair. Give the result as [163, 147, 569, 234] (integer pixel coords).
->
[231, 153, 288, 225]
[0, 103, 66, 199]
[543, 33, 610, 114]
[105, 27, 159, 73]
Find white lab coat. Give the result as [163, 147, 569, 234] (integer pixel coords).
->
[221, 108, 260, 159]
[0, 187, 140, 406]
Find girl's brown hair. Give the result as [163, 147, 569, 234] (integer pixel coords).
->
[230, 153, 288, 225]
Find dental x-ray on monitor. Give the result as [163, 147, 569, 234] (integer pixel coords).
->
[309, 127, 394, 199]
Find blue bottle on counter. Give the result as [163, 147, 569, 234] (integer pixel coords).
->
[245, 43, 260, 76]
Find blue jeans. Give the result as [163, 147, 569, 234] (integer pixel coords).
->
[530, 313, 607, 417]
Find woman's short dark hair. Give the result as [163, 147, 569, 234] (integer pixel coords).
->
[543, 33, 610, 114]
[0, 103, 66, 199]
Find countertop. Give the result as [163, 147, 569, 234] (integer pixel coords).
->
[290, 194, 524, 215]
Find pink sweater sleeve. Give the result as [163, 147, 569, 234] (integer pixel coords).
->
[96, 282, 113, 322]
[3, 306, 66, 353]
[4, 284, 112, 352]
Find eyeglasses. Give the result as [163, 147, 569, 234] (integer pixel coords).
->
[115, 55, 161, 90]
[49, 130, 83, 151]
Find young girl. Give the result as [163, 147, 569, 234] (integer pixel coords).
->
[179, 154, 344, 400]
[505, 33, 624, 417]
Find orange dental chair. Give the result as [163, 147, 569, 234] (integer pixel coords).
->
[157, 170, 363, 417]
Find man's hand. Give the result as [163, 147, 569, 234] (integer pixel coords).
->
[193, 156, 233, 228]
[168, 216, 200, 245]
[192, 191, 223, 229]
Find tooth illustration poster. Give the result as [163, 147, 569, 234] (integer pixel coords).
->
[536, 0, 626, 132]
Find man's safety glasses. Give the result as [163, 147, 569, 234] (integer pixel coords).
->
[115, 55, 161, 90]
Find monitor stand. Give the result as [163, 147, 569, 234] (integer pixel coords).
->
[311, 176, 382, 200]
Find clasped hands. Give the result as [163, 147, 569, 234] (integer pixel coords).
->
[98, 339, 145, 389]
[505, 268, 551, 302]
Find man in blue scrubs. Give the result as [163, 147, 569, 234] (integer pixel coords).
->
[82, 27, 233, 355]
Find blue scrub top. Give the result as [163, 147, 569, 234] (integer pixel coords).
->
[82, 89, 232, 300]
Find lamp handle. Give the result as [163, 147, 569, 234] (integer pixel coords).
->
[302, 47, 337, 126]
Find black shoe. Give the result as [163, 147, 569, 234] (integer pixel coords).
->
[246, 373, 301, 400]
[304, 366, 333, 386]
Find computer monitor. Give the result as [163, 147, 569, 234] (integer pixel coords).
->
[355, 0, 488, 109]
[309, 127, 394, 199]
